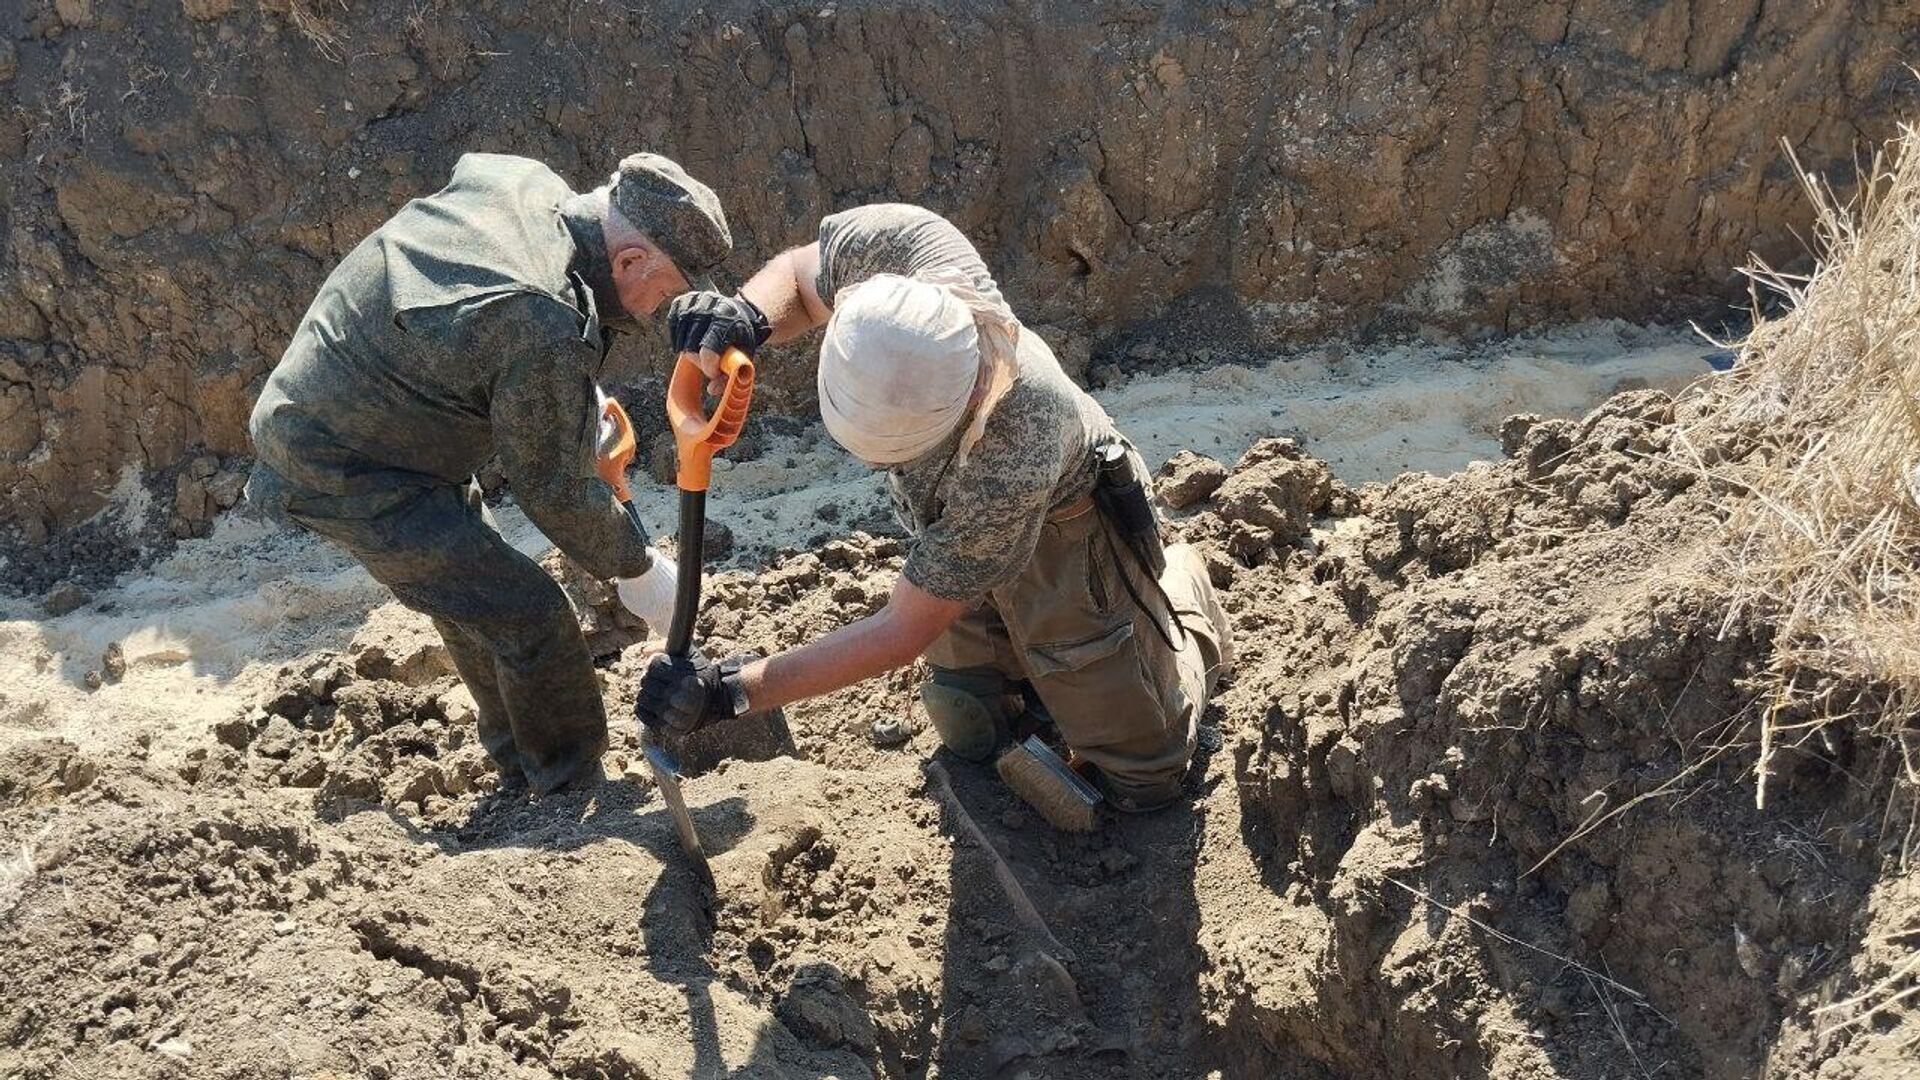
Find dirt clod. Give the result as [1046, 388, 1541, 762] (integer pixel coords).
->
[1157, 451, 1229, 509]
[0, 737, 97, 807]
[100, 641, 126, 681]
[39, 582, 90, 617]
[1202, 437, 1340, 563]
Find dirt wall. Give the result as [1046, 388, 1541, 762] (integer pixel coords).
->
[1, 0, 1915, 563]
[1178, 403, 1914, 1079]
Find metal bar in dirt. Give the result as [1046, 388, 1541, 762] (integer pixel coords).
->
[651, 486, 713, 888]
[621, 500, 651, 548]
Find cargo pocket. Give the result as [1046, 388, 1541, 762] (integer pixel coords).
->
[1012, 503, 1110, 646]
[1024, 620, 1174, 760]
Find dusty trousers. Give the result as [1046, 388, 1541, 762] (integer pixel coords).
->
[923, 500, 1232, 811]
[253, 470, 608, 795]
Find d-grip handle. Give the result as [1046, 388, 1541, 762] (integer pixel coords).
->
[596, 396, 639, 504]
[668, 347, 755, 492]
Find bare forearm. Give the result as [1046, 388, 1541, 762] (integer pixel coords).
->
[737, 613, 921, 711]
[740, 246, 828, 344]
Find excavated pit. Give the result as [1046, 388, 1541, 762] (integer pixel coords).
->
[0, 339, 1913, 1077]
[3, 2, 1918, 1076]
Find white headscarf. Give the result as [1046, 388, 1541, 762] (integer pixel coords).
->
[817, 269, 1020, 468]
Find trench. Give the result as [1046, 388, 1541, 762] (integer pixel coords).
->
[0, 315, 1735, 1068]
[3, 2, 1915, 1074]
[4, 319, 1898, 1080]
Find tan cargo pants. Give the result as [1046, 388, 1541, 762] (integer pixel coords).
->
[923, 499, 1232, 810]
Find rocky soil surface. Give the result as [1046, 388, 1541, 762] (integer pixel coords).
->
[1, 380, 1913, 1079]
[3, 0, 1919, 579]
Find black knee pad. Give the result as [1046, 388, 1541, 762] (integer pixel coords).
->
[920, 668, 1013, 763]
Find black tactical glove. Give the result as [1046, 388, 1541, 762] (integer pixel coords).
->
[635, 649, 753, 735]
[667, 291, 772, 359]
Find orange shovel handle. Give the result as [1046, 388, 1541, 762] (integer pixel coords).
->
[668, 347, 755, 492]
[596, 396, 639, 504]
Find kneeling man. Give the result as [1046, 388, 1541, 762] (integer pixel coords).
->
[640, 205, 1230, 822]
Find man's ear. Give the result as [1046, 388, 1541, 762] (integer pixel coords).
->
[611, 246, 646, 279]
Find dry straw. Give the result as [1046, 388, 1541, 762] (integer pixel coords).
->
[1691, 123, 1920, 823]
[1676, 122, 1920, 1051]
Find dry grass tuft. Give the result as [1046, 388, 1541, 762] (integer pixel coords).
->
[278, 0, 349, 63]
[1679, 121, 1920, 1048]
[1688, 123, 1920, 823]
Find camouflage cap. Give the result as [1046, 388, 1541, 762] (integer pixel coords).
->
[607, 153, 731, 292]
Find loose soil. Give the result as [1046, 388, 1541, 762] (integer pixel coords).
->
[5, 4, 1917, 1073]
[0, 340, 1913, 1079]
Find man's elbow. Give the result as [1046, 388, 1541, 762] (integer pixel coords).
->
[851, 614, 930, 674]
[888, 631, 939, 671]
[886, 605, 964, 666]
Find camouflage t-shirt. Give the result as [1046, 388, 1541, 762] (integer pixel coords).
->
[815, 204, 1115, 602]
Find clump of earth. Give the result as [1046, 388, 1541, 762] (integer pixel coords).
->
[1, 373, 1912, 1079]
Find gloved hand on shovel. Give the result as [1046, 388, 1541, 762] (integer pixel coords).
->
[667, 291, 771, 376]
[636, 648, 755, 734]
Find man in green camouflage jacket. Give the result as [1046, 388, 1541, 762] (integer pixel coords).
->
[248, 152, 737, 795]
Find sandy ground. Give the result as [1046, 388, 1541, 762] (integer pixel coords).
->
[637, 320, 1712, 565]
[0, 321, 1712, 767]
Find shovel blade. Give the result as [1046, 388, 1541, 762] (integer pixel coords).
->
[644, 742, 715, 891]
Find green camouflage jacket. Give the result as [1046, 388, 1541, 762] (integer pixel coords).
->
[249, 153, 650, 579]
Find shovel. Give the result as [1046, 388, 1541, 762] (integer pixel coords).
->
[597, 348, 755, 891]
[594, 393, 654, 553]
